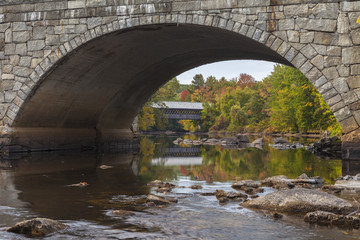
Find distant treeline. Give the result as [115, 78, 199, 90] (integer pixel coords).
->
[138, 64, 342, 136]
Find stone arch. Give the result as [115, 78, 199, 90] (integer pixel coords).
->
[9, 13, 295, 129]
[1, 9, 358, 155]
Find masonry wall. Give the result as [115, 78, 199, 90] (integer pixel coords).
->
[0, 0, 359, 156]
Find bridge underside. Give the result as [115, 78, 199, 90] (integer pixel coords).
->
[7, 24, 290, 151]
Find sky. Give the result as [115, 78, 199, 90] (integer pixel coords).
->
[176, 60, 276, 84]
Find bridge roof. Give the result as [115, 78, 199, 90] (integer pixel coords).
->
[153, 101, 203, 110]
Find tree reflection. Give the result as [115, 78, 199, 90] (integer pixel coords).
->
[139, 137, 342, 184]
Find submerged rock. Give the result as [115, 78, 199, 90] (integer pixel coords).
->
[172, 138, 183, 145]
[321, 174, 360, 194]
[67, 182, 88, 187]
[241, 188, 354, 214]
[148, 180, 164, 187]
[304, 211, 360, 229]
[232, 180, 259, 190]
[200, 192, 216, 196]
[260, 175, 294, 189]
[273, 137, 289, 144]
[7, 218, 66, 237]
[146, 194, 178, 206]
[99, 165, 113, 170]
[251, 138, 264, 149]
[112, 210, 135, 216]
[236, 134, 250, 143]
[306, 136, 341, 158]
[260, 174, 323, 189]
[190, 185, 202, 189]
[215, 190, 247, 203]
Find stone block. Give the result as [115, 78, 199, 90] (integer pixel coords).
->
[337, 65, 350, 77]
[344, 91, 359, 106]
[306, 67, 322, 82]
[287, 31, 299, 42]
[15, 43, 27, 55]
[322, 67, 339, 81]
[284, 5, 308, 17]
[322, 88, 338, 100]
[314, 76, 327, 88]
[347, 76, 360, 89]
[12, 31, 31, 43]
[68, 0, 85, 9]
[310, 55, 324, 70]
[33, 26, 46, 39]
[296, 18, 337, 32]
[201, 0, 237, 10]
[341, 2, 360, 12]
[351, 29, 360, 45]
[45, 35, 60, 46]
[332, 78, 350, 94]
[314, 32, 338, 45]
[13, 66, 31, 77]
[27, 40, 45, 51]
[337, 13, 350, 34]
[278, 19, 294, 31]
[351, 65, 360, 75]
[12, 22, 27, 31]
[334, 106, 352, 122]
[311, 3, 339, 19]
[324, 56, 341, 68]
[326, 94, 342, 107]
[301, 44, 317, 59]
[340, 116, 359, 134]
[291, 53, 306, 68]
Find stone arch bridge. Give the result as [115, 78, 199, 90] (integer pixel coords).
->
[0, 0, 359, 158]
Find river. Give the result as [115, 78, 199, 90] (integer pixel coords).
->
[0, 135, 359, 239]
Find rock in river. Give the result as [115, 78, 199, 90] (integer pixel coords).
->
[232, 180, 259, 189]
[304, 211, 360, 229]
[241, 188, 354, 214]
[146, 194, 178, 206]
[7, 218, 66, 237]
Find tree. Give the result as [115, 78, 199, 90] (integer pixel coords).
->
[237, 73, 256, 89]
[189, 74, 205, 93]
[180, 89, 191, 102]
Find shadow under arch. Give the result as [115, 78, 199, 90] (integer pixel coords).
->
[11, 23, 293, 149]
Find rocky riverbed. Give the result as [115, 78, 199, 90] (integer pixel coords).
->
[174, 135, 342, 158]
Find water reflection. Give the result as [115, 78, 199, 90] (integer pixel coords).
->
[140, 136, 342, 184]
[0, 135, 353, 239]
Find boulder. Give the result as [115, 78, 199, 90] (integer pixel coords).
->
[7, 218, 66, 237]
[236, 134, 250, 143]
[291, 174, 324, 188]
[220, 137, 238, 145]
[304, 210, 360, 229]
[232, 180, 259, 190]
[261, 174, 323, 189]
[333, 174, 360, 194]
[172, 138, 183, 144]
[241, 188, 354, 214]
[260, 175, 294, 189]
[215, 190, 247, 203]
[273, 137, 289, 144]
[204, 138, 221, 145]
[200, 192, 216, 196]
[146, 194, 178, 206]
[306, 136, 341, 158]
[251, 138, 264, 149]
[112, 210, 135, 216]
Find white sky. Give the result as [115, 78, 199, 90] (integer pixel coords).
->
[176, 60, 276, 84]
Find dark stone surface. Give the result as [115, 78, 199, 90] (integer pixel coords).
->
[7, 218, 66, 237]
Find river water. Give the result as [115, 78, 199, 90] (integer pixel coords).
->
[0, 135, 359, 239]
